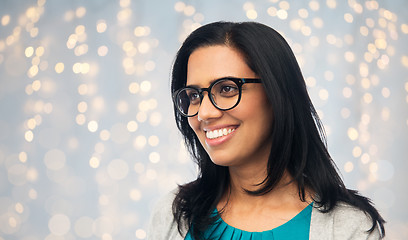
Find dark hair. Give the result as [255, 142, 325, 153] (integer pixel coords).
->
[171, 21, 385, 239]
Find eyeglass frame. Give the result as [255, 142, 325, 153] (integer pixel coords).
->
[173, 77, 262, 117]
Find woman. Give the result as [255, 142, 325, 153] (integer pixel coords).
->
[148, 21, 385, 239]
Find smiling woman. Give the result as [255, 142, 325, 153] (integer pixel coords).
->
[148, 21, 385, 240]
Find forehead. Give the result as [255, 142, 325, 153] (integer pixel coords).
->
[186, 45, 255, 87]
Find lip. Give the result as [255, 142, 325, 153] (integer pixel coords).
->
[203, 125, 238, 147]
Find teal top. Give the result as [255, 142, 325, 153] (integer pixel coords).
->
[185, 203, 313, 240]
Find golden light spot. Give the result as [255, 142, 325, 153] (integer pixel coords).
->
[76, 114, 86, 125]
[243, 2, 254, 11]
[342, 87, 352, 98]
[15, 203, 24, 213]
[97, 45, 108, 56]
[365, 1, 378, 10]
[405, 82, 408, 92]
[360, 26, 369, 36]
[89, 156, 100, 168]
[366, 18, 375, 28]
[276, 9, 288, 20]
[25, 130, 34, 142]
[149, 112, 162, 126]
[326, 0, 336, 8]
[378, 18, 387, 28]
[44, 103, 53, 114]
[148, 135, 159, 147]
[174, 2, 185, 12]
[375, 39, 387, 49]
[77, 101, 88, 113]
[361, 78, 370, 89]
[19, 152, 28, 162]
[25, 47, 34, 57]
[127, 121, 138, 132]
[25, 85, 34, 95]
[136, 112, 147, 123]
[298, 8, 308, 18]
[129, 82, 140, 94]
[382, 87, 390, 98]
[32, 56, 40, 66]
[279, 1, 290, 10]
[135, 229, 146, 239]
[344, 161, 354, 173]
[305, 76, 316, 87]
[149, 152, 160, 163]
[319, 89, 329, 100]
[359, 63, 369, 77]
[28, 65, 39, 78]
[364, 52, 373, 63]
[78, 84, 88, 95]
[134, 135, 147, 149]
[401, 56, 408, 68]
[130, 189, 142, 201]
[32, 80, 41, 91]
[117, 8, 132, 22]
[140, 81, 151, 93]
[120, 0, 131, 7]
[352, 146, 362, 158]
[326, 34, 336, 45]
[88, 121, 98, 132]
[363, 93, 373, 104]
[312, 17, 323, 28]
[27, 118, 36, 129]
[402, 24, 408, 34]
[347, 128, 359, 141]
[74, 44, 89, 56]
[344, 13, 353, 23]
[267, 7, 277, 17]
[381, 107, 390, 121]
[96, 20, 107, 33]
[138, 42, 150, 53]
[76, 7, 86, 18]
[344, 51, 355, 62]
[361, 114, 370, 125]
[117, 101, 129, 114]
[1, 15, 10, 26]
[184, 5, 196, 16]
[369, 162, 378, 173]
[246, 9, 258, 20]
[35, 46, 45, 57]
[301, 26, 311, 36]
[134, 26, 147, 37]
[55, 62, 64, 73]
[100, 130, 110, 141]
[309, 0, 320, 11]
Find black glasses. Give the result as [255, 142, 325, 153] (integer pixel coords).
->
[173, 77, 262, 117]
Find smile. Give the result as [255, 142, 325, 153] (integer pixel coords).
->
[205, 128, 236, 139]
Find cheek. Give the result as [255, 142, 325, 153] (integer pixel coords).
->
[187, 117, 199, 133]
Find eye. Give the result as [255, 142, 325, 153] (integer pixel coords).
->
[187, 91, 200, 104]
[214, 81, 239, 97]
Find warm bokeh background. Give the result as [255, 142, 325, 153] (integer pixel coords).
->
[0, 0, 407, 239]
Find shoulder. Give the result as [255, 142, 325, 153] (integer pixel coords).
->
[147, 189, 185, 240]
[310, 202, 381, 240]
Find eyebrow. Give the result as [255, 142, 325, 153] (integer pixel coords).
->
[185, 76, 236, 88]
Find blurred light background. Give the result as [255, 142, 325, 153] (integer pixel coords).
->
[0, 0, 407, 239]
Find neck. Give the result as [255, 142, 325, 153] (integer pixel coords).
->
[219, 167, 308, 210]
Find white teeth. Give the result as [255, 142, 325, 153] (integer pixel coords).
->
[206, 128, 235, 139]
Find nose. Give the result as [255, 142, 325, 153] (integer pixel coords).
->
[197, 92, 222, 121]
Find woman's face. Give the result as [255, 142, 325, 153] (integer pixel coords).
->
[186, 45, 274, 168]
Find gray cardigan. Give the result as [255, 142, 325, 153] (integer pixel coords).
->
[147, 191, 381, 240]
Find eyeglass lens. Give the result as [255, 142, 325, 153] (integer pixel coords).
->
[176, 79, 240, 116]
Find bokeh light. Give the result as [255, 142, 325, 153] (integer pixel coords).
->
[0, 1, 407, 239]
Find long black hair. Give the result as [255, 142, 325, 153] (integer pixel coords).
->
[171, 21, 385, 239]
